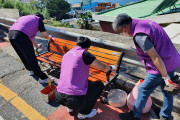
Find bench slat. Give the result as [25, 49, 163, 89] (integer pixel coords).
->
[88, 76, 99, 82]
[53, 38, 76, 46]
[89, 46, 121, 57]
[37, 56, 61, 68]
[40, 53, 62, 63]
[95, 56, 117, 65]
[49, 43, 74, 54]
[89, 50, 119, 63]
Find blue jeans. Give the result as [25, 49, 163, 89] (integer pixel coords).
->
[132, 71, 175, 117]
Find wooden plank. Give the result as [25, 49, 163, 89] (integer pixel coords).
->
[89, 46, 121, 57]
[52, 38, 76, 46]
[89, 67, 114, 78]
[89, 50, 119, 61]
[40, 55, 62, 63]
[49, 42, 74, 54]
[96, 56, 117, 65]
[37, 57, 61, 68]
[50, 41, 75, 48]
[88, 76, 99, 82]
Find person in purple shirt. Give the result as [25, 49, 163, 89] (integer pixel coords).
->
[8, 13, 53, 84]
[112, 14, 180, 120]
[55, 36, 116, 119]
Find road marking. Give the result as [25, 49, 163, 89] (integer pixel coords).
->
[0, 116, 4, 120]
[0, 82, 47, 120]
[0, 83, 17, 101]
[11, 97, 47, 120]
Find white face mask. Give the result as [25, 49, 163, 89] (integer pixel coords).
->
[118, 25, 132, 37]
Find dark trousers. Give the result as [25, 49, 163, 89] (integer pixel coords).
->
[8, 31, 48, 79]
[55, 81, 104, 114]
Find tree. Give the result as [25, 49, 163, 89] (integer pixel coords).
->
[77, 12, 93, 30]
[20, 3, 31, 16]
[15, 1, 23, 13]
[42, 7, 49, 19]
[39, 0, 47, 10]
[3, 0, 14, 8]
[29, 0, 40, 11]
[46, 0, 70, 20]
[0, 0, 3, 8]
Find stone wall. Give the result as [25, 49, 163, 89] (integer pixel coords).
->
[0, 9, 19, 19]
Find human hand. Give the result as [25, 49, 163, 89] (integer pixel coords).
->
[110, 65, 117, 72]
[48, 35, 53, 40]
[37, 43, 42, 48]
[163, 75, 179, 91]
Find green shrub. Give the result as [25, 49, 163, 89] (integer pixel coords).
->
[51, 21, 61, 27]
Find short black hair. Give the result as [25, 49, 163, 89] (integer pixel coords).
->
[112, 13, 132, 31]
[34, 12, 44, 20]
[76, 36, 91, 48]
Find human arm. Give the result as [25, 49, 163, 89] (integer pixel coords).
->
[135, 33, 179, 90]
[41, 31, 49, 39]
[39, 19, 49, 39]
[91, 59, 111, 71]
[134, 33, 167, 76]
[83, 51, 116, 71]
[147, 47, 179, 90]
[147, 47, 167, 77]
[31, 39, 38, 48]
[31, 39, 42, 48]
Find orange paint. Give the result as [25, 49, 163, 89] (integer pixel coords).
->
[41, 85, 56, 103]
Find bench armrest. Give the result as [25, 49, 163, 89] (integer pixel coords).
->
[104, 52, 125, 87]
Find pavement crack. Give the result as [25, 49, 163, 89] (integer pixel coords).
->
[1, 69, 24, 78]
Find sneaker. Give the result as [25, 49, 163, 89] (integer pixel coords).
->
[38, 78, 54, 84]
[66, 107, 73, 112]
[119, 111, 141, 120]
[159, 113, 174, 120]
[77, 109, 97, 119]
[29, 71, 34, 76]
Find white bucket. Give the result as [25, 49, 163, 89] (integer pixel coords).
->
[107, 89, 127, 108]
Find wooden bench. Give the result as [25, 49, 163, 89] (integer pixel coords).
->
[37, 37, 124, 84]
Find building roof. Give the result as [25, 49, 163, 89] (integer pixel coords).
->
[72, 3, 82, 8]
[164, 23, 180, 44]
[92, 0, 180, 22]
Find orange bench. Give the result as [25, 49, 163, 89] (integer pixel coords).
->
[37, 37, 124, 84]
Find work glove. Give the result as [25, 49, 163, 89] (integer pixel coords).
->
[163, 75, 179, 92]
[36, 43, 42, 53]
[48, 35, 53, 40]
[110, 65, 117, 72]
[37, 43, 42, 48]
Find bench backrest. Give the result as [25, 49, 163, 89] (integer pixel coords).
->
[48, 37, 76, 55]
[47, 37, 124, 83]
[48, 37, 122, 66]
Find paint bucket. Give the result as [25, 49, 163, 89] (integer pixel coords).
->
[107, 89, 127, 107]
[40, 79, 56, 103]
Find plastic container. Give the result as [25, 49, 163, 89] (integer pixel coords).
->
[127, 79, 152, 113]
[107, 89, 127, 108]
[41, 79, 56, 103]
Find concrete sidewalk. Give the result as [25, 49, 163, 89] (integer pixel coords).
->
[0, 39, 59, 120]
